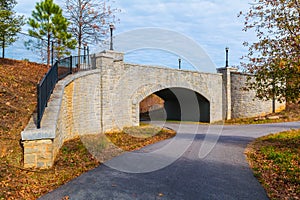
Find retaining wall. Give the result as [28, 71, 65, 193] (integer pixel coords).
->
[21, 70, 102, 168]
[230, 72, 285, 118]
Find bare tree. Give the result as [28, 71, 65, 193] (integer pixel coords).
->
[65, 0, 120, 66]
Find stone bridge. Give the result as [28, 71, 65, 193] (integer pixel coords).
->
[21, 51, 285, 168]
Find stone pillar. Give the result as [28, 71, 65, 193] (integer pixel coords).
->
[217, 67, 238, 120]
[94, 50, 124, 69]
[23, 139, 53, 169]
[94, 50, 125, 132]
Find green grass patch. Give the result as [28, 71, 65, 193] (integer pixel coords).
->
[246, 129, 300, 199]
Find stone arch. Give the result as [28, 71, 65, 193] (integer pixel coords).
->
[131, 84, 211, 124]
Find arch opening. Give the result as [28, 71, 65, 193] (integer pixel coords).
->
[139, 87, 210, 123]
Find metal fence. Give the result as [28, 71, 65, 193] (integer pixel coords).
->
[37, 54, 95, 128]
[36, 63, 58, 129]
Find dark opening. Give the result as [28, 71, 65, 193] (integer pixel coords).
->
[140, 87, 210, 123]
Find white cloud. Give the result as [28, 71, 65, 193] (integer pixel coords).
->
[12, 0, 256, 69]
[113, 0, 255, 69]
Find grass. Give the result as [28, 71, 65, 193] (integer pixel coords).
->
[79, 126, 176, 163]
[1, 138, 100, 200]
[245, 129, 300, 199]
[0, 58, 48, 199]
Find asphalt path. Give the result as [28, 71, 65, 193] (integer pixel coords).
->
[39, 121, 300, 200]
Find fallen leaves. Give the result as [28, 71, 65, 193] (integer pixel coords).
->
[0, 58, 49, 200]
[105, 126, 176, 151]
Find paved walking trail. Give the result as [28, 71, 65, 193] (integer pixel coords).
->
[40, 121, 300, 200]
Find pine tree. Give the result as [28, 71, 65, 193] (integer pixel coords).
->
[28, 0, 76, 67]
[0, 0, 24, 58]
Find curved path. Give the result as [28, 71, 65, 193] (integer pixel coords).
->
[40, 121, 300, 200]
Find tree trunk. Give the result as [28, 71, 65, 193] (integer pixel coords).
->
[77, 28, 82, 71]
[77, 0, 82, 71]
[47, 33, 50, 67]
[77, 42, 81, 71]
[2, 36, 5, 58]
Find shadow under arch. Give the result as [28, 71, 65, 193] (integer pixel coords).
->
[139, 87, 210, 123]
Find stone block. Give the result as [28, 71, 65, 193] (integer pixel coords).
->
[24, 147, 38, 154]
[24, 154, 36, 168]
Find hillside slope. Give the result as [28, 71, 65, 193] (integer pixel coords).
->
[0, 58, 48, 198]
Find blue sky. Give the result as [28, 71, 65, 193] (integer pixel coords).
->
[12, 0, 256, 72]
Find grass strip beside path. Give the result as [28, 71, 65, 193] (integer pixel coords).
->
[245, 129, 300, 200]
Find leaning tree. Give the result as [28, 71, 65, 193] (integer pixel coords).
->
[239, 0, 300, 103]
[0, 0, 24, 58]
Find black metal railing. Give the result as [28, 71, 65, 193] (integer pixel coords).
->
[57, 56, 73, 80]
[36, 54, 95, 128]
[36, 62, 58, 129]
[57, 55, 93, 79]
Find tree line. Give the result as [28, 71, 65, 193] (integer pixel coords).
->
[0, 0, 119, 67]
[0, 0, 299, 102]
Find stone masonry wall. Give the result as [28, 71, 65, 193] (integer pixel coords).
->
[53, 72, 102, 164]
[97, 52, 224, 132]
[22, 51, 224, 169]
[21, 70, 102, 169]
[230, 72, 286, 118]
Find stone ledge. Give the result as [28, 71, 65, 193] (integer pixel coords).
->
[125, 63, 223, 76]
[94, 50, 124, 61]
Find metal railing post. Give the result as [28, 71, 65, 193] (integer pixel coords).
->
[87, 46, 90, 66]
[37, 84, 41, 129]
[55, 60, 58, 82]
[51, 41, 54, 67]
[70, 56, 72, 74]
[84, 46, 86, 65]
